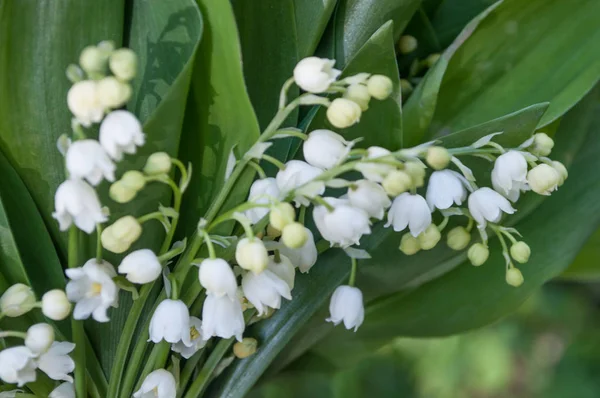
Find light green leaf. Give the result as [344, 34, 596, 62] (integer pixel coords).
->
[560, 229, 600, 281]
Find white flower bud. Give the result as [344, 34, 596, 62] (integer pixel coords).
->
[97, 77, 131, 109]
[382, 170, 412, 197]
[235, 238, 269, 274]
[347, 180, 391, 220]
[530, 132, 554, 157]
[355, 146, 395, 182]
[404, 161, 426, 188]
[343, 84, 370, 111]
[302, 129, 350, 169]
[417, 224, 441, 250]
[67, 80, 104, 127]
[99, 110, 145, 161]
[233, 337, 258, 359]
[25, 323, 55, 355]
[399, 233, 420, 255]
[527, 164, 560, 195]
[468, 243, 489, 266]
[269, 202, 295, 231]
[367, 74, 393, 100]
[281, 222, 308, 249]
[101, 215, 142, 254]
[109, 181, 137, 203]
[398, 35, 418, 54]
[0, 284, 36, 317]
[326, 98, 362, 129]
[446, 226, 471, 251]
[66, 139, 116, 186]
[79, 46, 107, 73]
[144, 152, 172, 175]
[109, 48, 138, 81]
[426, 146, 451, 170]
[41, 290, 72, 321]
[326, 285, 364, 331]
[118, 249, 162, 284]
[293, 57, 341, 93]
[551, 161, 568, 186]
[510, 241, 531, 264]
[506, 267, 524, 287]
[198, 258, 237, 299]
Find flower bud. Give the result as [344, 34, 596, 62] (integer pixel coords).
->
[530, 132, 554, 157]
[235, 238, 269, 274]
[382, 170, 412, 196]
[121, 170, 146, 191]
[326, 98, 362, 128]
[41, 289, 72, 320]
[0, 284, 36, 317]
[468, 243, 489, 266]
[425, 53, 441, 68]
[367, 75, 393, 100]
[25, 323, 55, 355]
[101, 215, 142, 253]
[281, 222, 308, 249]
[551, 161, 568, 186]
[343, 84, 370, 111]
[417, 224, 441, 250]
[446, 226, 471, 251]
[506, 267, 524, 287]
[109, 181, 137, 203]
[79, 46, 107, 73]
[269, 202, 295, 231]
[144, 152, 172, 175]
[97, 76, 131, 109]
[398, 35, 418, 54]
[426, 146, 451, 170]
[527, 164, 559, 195]
[399, 233, 420, 255]
[233, 337, 258, 359]
[404, 161, 426, 187]
[109, 48, 138, 81]
[400, 79, 413, 96]
[510, 241, 531, 264]
[119, 249, 162, 284]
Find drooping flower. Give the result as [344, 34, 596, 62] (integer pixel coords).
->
[244, 178, 280, 224]
[49, 382, 75, 398]
[279, 227, 318, 273]
[24, 323, 55, 355]
[235, 238, 269, 274]
[326, 285, 364, 332]
[65, 259, 118, 322]
[347, 180, 391, 219]
[171, 316, 207, 359]
[527, 164, 560, 195]
[53, 179, 107, 234]
[293, 57, 341, 93]
[0, 346, 37, 386]
[148, 299, 191, 346]
[65, 140, 116, 186]
[38, 342, 76, 383]
[67, 80, 104, 127]
[491, 151, 528, 201]
[118, 249, 162, 284]
[198, 258, 238, 299]
[426, 170, 468, 211]
[355, 146, 395, 182]
[242, 256, 293, 315]
[133, 369, 177, 398]
[313, 198, 371, 248]
[99, 110, 145, 161]
[386, 193, 431, 237]
[468, 187, 516, 227]
[201, 294, 245, 342]
[276, 160, 324, 206]
[302, 129, 351, 170]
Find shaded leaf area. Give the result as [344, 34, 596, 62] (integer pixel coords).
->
[561, 229, 600, 282]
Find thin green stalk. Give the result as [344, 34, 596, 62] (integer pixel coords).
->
[95, 224, 103, 263]
[0, 331, 26, 339]
[349, 257, 358, 286]
[69, 227, 86, 398]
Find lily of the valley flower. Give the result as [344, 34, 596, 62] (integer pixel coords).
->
[99, 110, 145, 161]
[303, 129, 351, 169]
[386, 193, 431, 237]
[171, 316, 207, 359]
[38, 342, 76, 383]
[201, 294, 245, 342]
[279, 227, 318, 273]
[242, 256, 293, 315]
[118, 249, 162, 284]
[426, 170, 468, 211]
[0, 346, 37, 386]
[491, 151, 528, 201]
[313, 198, 371, 247]
[53, 179, 107, 233]
[293, 57, 341, 93]
[527, 164, 560, 195]
[133, 369, 177, 398]
[0, 283, 36, 317]
[326, 285, 364, 332]
[326, 98, 362, 129]
[198, 258, 238, 299]
[65, 259, 118, 322]
[149, 299, 191, 346]
[468, 187, 516, 227]
[49, 382, 75, 398]
[101, 215, 142, 254]
[347, 180, 391, 219]
[244, 178, 280, 224]
[67, 80, 104, 127]
[235, 238, 269, 274]
[355, 146, 395, 182]
[276, 160, 324, 207]
[65, 140, 115, 186]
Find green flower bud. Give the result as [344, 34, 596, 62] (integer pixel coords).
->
[121, 170, 146, 191]
[367, 75, 393, 100]
[400, 79, 413, 96]
[446, 226, 471, 251]
[530, 132, 554, 157]
[269, 202, 295, 231]
[424, 53, 441, 68]
[468, 243, 489, 266]
[233, 337, 258, 359]
[527, 164, 559, 195]
[404, 161, 426, 188]
[326, 98, 362, 129]
[398, 35, 418, 54]
[0, 283, 36, 317]
[144, 152, 172, 175]
[551, 161, 568, 186]
[418, 224, 441, 250]
[506, 267, 524, 287]
[399, 233, 420, 255]
[382, 170, 412, 197]
[343, 84, 371, 111]
[97, 76, 131, 108]
[109, 48, 138, 81]
[426, 146, 451, 170]
[281, 222, 308, 249]
[109, 181, 137, 204]
[101, 216, 142, 254]
[510, 241, 531, 264]
[79, 46, 107, 74]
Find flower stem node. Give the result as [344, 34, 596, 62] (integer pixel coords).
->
[269, 202, 295, 231]
[398, 35, 418, 54]
[404, 161, 427, 188]
[235, 238, 269, 274]
[97, 76, 132, 109]
[326, 98, 362, 129]
[382, 170, 412, 197]
[399, 233, 420, 255]
[41, 290, 72, 321]
[446, 226, 471, 251]
[144, 152, 172, 175]
[506, 267, 524, 287]
[101, 215, 142, 254]
[79, 45, 108, 74]
[417, 224, 441, 250]
[233, 337, 258, 359]
[293, 57, 341, 93]
[530, 132, 554, 157]
[281, 222, 308, 249]
[510, 241, 531, 264]
[426, 146, 451, 170]
[468, 243, 489, 266]
[366, 75, 393, 100]
[109, 48, 138, 81]
[343, 84, 371, 111]
[527, 164, 560, 195]
[25, 323, 55, 355]
[0, 284, 36, 317]
[551, 161, 568, 186]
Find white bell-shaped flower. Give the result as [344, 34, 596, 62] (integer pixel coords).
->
[313, 198, 371, 247]
[279, 227, 318, 273]
[303, 129, 350, 170]
[99, 110, 145, 161]
[133, 369, 177, 398]
[171, 316, 207, 359]
[347, 180, 391, 219]
[38, 342, 75, 383]
[293, 57, 341, 93]
[201, 294, 245, 342]
[355, 146, 395, 182]
[65, 259, 118, 322]
[198, 258, 237, 299]
[67, 80, 104, 127]
[491, 151, 528, 201]
[326, 285, 364, 332]
[386, 193, 431, 237]
[267, 255, 296, 290]
[0, 346, 37, 387]
[242, 256, 293, 315]
[149, 299, 191, 346]
[244, 178, 280, 224]
[25, 323, 55, 355]
[53, 179, 107, 234]
[49, 382, 75, 398]
[468, 187, 516, 227]
[66, 140, 115, 186]
[276, 160, 325, 206]
[118, 249, 162, 284]
[426, 170, 468, 211]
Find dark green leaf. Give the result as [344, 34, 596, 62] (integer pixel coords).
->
[294, 0, 338, 58]
[561, 228, 600, 282]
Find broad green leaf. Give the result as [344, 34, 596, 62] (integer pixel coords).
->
[561, 229, 600, 281]
[430, 0, 600, 133]
[294, 0, 338, 58]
